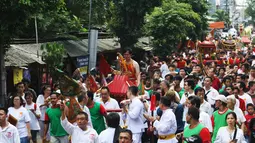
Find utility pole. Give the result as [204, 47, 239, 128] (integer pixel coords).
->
[225, 0, 230, 28]
[0, 46, 6, 107]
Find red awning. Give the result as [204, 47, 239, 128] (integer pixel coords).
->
[198, 40, 216, 49]
[107, 75, 136, 95]
[209, 22, 225, 29]
[241, 36, 251, 44]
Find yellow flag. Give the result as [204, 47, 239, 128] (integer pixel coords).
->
[13, 68, 23, 85]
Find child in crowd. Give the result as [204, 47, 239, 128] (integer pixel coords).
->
[245, 103, 255, 141]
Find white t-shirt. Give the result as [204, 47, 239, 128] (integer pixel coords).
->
[238, 93, 253, 106]
[83, 105, 93, 128]
[24, 103, 41, 130]
[215, 127, 246, 143]
[199, 111, 213, 132]
[233, 107, 246, 125]
[36, 94, 48, 121]
[180, 92, 195, 121]
[96, 98, 120, 110]
[61, 118, 98, 143]
[98, 127, 115, 143]
[8, 107, 31, 138]
[204, 87, 219, 106]
[0, 122, 20, 143]
[160, 63, 170, 79]
[200, 100, 213, 116]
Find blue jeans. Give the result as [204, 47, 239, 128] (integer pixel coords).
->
[20, 136, 29, 143]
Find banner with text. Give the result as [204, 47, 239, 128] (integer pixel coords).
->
[76, 55, 89, 76]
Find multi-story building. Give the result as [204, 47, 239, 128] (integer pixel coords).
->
[208, 0, 248, 26]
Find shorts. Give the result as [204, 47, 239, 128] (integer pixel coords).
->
[31, 130, 39, 141]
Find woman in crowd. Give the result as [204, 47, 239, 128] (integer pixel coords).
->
[8, 95, 31, 143]
[36, 85, 51, 142]
[215, 112, 246, 143]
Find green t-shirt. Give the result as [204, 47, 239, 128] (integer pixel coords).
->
[183, 123, 204, 143]
[89, 102, 106, 134]
[211, 109, 232, 142]
[178, 88, 185, 99]
[46, 107, 68, 137]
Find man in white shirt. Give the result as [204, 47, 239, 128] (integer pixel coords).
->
[77, 90, 93, 127]
[160, 61, 170, 79]
[122, 86, 144, 143]
[186, 96, 213, 133]
[60, 102, 99, 143]
[180, 80, 195, 123]
[96, 86, 120, 110]
[0, 107, 20, 143]
[237, 81, 254, 106]
[144, 96, 178, 143]
[203, 77, 219, 107]
[99, 113, 122, 143]
[195, 87, 213, 116]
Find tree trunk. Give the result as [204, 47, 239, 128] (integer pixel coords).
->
[0, 46, 7, 107]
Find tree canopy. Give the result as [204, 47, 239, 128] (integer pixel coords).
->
[177, 0, 209, 40]
[0, 0, 81, 46]
[107, 0, 161, 49]
[145, 0, 200, 57]
[246, 0, 255, 23]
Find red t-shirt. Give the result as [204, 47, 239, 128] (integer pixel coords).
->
[245, 114, 255, 135]
[238, 98, 246, 112]
[177, 60, 186, 69]
[212, 76, 221, 91]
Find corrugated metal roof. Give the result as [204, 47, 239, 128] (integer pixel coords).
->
[5, 38, 150, 66]
[58, 38, 120, 57]
[5, 44, 45, 67]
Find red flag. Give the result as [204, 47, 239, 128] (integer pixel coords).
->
[99, 55, 112, 76]
[88, 75, 98, 93]
[150, 95, 156, 111]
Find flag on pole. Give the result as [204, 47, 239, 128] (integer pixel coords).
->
[150, 94, 156, 111]
[88, 74, 98, 93]
[99, 55, 112, 76]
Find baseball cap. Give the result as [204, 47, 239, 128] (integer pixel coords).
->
[213, 95, 228, 103]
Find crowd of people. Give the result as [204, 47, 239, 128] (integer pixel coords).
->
[1, 47, 255, 143]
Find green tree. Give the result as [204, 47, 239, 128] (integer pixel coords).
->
[107, 0, 161, 49]
[145, 0, 200, 57]
[41, 43, 66, 81]
[0, 0, 72, 106]
[177, 0, 209, 40]
[65, 0, 109, 28]
[212, 10, 230, 26]
[245, 0, 255, 23]
[17, 1, 83, 38]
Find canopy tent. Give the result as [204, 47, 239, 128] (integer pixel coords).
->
[209, 22, 225, 29]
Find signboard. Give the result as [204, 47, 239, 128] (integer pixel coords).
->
[13, 68, 23, 85]
[76, 55, 89, 75]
